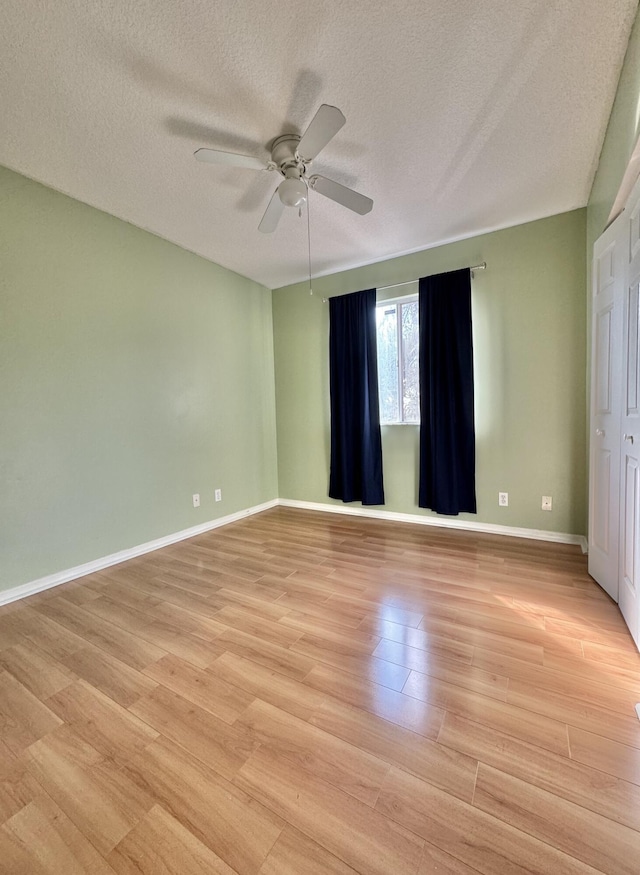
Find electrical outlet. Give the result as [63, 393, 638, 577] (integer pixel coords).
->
[498, 492, 508, 507]
[215, 489, 222, 502]
[541, 495, 552, 511]
[192, 493, 200, 508]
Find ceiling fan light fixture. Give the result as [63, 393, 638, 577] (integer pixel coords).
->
[278, 177, 307, 208]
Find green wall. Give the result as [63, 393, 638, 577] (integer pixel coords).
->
[273, 210, 587, 536]
[584, 7, 640, 538]
[0, 166, 278, 591]
[588, 9, 640, 250]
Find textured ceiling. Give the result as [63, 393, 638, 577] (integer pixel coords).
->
[0, 1, 637, 288]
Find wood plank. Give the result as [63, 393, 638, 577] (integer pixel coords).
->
[0, 615, 31, 652]
[326, 594, 424, 628]
[0, 747, 40, 825]
[215, 605, 303, 648]
[216, 628, 315, 681]
[353, 617, 476, 662]
[258, 825, 360, 875]
[0, 642, 75, 700]
[403, 669, 570, 756]
[215, 589, 292, 621]
[0, 670, 62, 754]
[473, 646, 638, 714]
[207, 651, 326, 721]
[582, 639, 640, 670]
[60, 643, 158, 708]
[215, 574, 288, 601]
[92, 578, 162, 611]
[235, 746, 424, 875]
[146, 600, 227, 641]
[375, 638, 508, 699]
[544, 616, 633, 648]
[35, 598, 167, 670]
[129, 685, 257, 781]
[309, 697, 477, 802]
[143, 654, 253, 725]
[0, 607, 86, 660]
[304, 662, 445, 738]
[81, 596, 220, 669]
[1, 796, 116, 874]
[46, 680, 158, 766]
[473, 763, 640, 875]
[418, 842, 480, 874]
[507, 679, 640, 749]
[437, 711, 640, 831]
[543, 649, 640, 694]
[291, 634, 411, 691]
[381, 614, 546, 663]
[25, 729, 154, 856]
[376, 766, 602, 875]
[237, 698, 390, 806]
[272, 593, 366, 627]
[278, 612, 381, 652]
[568, 725, 640, 785]
[123, 736, 283, 875]
[108, 804, 236, 875]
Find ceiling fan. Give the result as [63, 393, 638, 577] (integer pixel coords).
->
[194, 104, 373, 233]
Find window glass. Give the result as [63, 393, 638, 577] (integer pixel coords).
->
[401, 300, 419, 423]
[376, 297, 419, 424]
[376, 304, 399, 423]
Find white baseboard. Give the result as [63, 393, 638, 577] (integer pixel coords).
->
[278, 498, 587, 548]
[579, 536, 589, 554]
[1, 496, 587, 608]
[0, 499, 278, 608]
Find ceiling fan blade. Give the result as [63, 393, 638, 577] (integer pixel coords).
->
[310, 175, 373, 215]
[258, 188, 285, 233]
[194, 148, 265, 171]
[297, 104, 346, 162]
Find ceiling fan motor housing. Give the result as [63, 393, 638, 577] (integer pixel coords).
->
[271, 134, 308, 207]
[270, 134, 305, 175]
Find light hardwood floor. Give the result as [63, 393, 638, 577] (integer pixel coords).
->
[1, 507, 639, 874]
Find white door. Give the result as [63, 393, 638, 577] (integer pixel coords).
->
[589, 212, 624, 600]
[619, 191, 640, 647]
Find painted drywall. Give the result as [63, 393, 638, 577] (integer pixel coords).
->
[0, 165, 278, 591]
[588, 8, 640, 248]
[584, 7, 640, 538]
[273, 210, 587, 535]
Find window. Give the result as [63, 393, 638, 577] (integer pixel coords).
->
[376, 296, 419, 423]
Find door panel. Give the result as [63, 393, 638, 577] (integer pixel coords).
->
[595, 307, 612, 414]
[620, 453, 639, 645]
[589, 214, 624, 600]
[619, 224, 640, 647]
[626, 281, 640, 415]
[592, 448, 611, 554]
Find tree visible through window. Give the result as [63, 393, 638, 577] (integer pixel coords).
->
[376, 297, 419, 423]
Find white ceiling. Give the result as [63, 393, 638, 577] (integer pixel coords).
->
[0, 1, 637, 289]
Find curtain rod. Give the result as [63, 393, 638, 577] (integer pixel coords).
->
[378, 262, 487, 291]
[321, 262, 486, 303]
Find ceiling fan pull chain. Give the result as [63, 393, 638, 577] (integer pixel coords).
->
[307, 186, 313, 296]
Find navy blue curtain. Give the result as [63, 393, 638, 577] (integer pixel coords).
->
[329, 288, 385, 505]
[419, 268, 476, 514]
